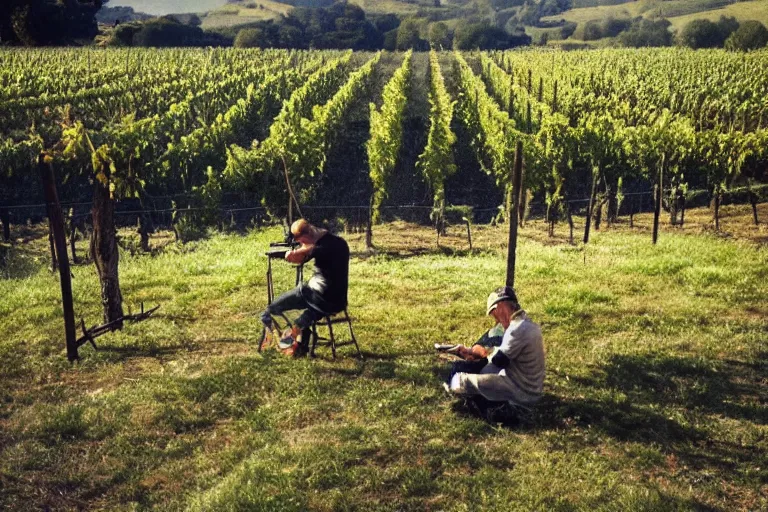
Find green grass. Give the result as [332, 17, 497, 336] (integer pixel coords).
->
[540, 0, 768, 42]
[200, 1, 291, 29]
[1, 215, 766, 510]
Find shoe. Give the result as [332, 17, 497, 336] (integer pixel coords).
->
[435, 343, 462, 354]
[278, 329, 296, 350]
[281, 340, 308, 358]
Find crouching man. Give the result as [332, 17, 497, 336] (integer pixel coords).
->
[444, 286, 545, 420]
[260, 219, 349, 357]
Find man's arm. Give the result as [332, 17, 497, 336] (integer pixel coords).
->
[285, 244, 314, 264]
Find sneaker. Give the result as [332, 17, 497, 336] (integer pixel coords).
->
[280, 340, 308, 358]
[434, 343, 462, 354]
[278, 329, 296, 350]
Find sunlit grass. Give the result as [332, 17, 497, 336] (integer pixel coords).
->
[0, 212, 766, 510]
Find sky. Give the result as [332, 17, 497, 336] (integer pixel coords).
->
[109, 1, 229, 15]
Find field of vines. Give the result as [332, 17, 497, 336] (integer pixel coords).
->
[3, 47, 767, 325]
[3, 48, 768, 242]
[1, 48, 767, 510]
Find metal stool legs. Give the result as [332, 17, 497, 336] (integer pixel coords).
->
[310, 309, 362, 359]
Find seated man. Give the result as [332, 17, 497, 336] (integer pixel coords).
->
[261, 219, 349, 357]
[443, 286, 545, 420]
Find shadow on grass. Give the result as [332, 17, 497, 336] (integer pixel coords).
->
[442, 351, 766, 494]
[90, 342, 196, 360]
[571, 352, 767, 424]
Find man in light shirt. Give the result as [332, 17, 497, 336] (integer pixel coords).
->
[444, 286, 545, 419]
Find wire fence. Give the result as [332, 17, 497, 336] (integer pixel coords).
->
[2, 183, 767, 232]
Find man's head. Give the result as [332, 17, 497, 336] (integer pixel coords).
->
[290, 219, 319, 244]
[486, 286, 519, 327]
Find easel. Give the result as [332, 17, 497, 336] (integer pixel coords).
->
[259, 243, 304, 352]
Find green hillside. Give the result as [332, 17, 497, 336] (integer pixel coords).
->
[541, 0, 768, 44]
[201, 0, 293, 29]
[199, 0, 768, 46]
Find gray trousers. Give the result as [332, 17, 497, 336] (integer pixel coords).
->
[261, 286, 323, 331]
[450, 361, 526, 404]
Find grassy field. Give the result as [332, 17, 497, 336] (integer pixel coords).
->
[540, 0, 768, 41]
[1, 204, 766, 510]
[200, 1, 292, 29]
[667, 0, 768, 31]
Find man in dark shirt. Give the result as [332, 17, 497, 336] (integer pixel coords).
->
[260, 219, 350, 356]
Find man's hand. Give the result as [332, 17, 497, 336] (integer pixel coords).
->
[457, 345, 488, 361]
[285, 244, 313, 264]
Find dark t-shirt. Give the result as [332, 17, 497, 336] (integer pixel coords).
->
[300, 232, 349, 314]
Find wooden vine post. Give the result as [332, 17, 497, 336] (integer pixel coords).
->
[91, 161, 124, 328]
[1, 208, 9, 242]
[652, 153, 665, 244]
[583, 165, 600, 244]
[506, 141, 523, 288]
[39, 154, 78, 362]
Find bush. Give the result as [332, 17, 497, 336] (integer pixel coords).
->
[111, 22, 142, 46]
[109, 18, 231, 47]
[383, 28, 398, 50]
[234, 27, 265, 48]
[678, 19, 724, 48]
[725, 20, 768, 51]
[580, 17, 631, 41]
[582, 20, 604, 41]
[396, 18, 428, 50]
[619, 18, 673, 47]
[560, 21, 577, 39]
[428, 21, 451, 49]
[453, 21, 530, 49]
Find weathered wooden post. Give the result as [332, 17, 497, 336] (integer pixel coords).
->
[506, 141, 523, 287]
[1, 208, 10, 242]
[40, 154, 78, 362]
[653, 153, 664, 244]
[92, 161, 124, 327]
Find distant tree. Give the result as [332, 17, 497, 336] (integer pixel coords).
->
[383, 28, 398, 50]
[275, 2, 383, 49]
[279, 23, 306, 48]
[716, 15, 740, 41]
[113, 17, 229, 47]
[517, 2, 540, 26]
[428, 21, 451, 49]
[678, 19, 725, 48]
[582, 20, 603, 40]
[603, 17, 631, 37]
[560, 21, 577, 39]
[1, 0, 104, 45]
[396, 18, 428, 50]
[372, 13, 400, 33]
[454, 21, 529, 49]
[725, 20, 768, 51]
[619, 18, 672, 47]
[111, 21, 142, 46]
[234, 26, 272, 48]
